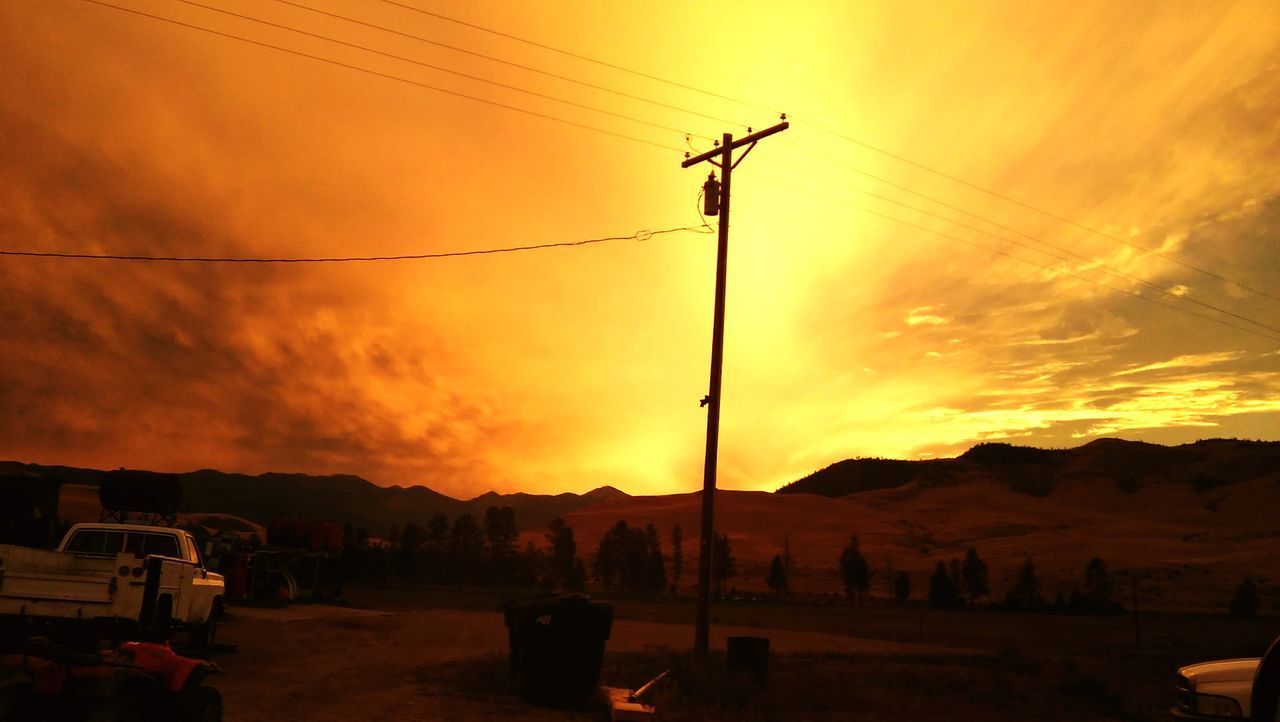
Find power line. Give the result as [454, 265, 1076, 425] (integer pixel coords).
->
[777, 162, 1280, 337]
[775, 169, 1280, 340]
[782, 145, 1279, 331]
[368, 1, 1271, 303]
[175, 0, 710, 141]
[376, 0, 783, 117]
[273, 0, 746, 131]
[849, 205, 1280, 344]
[792, 120, 1280, 304]
[80, 0, 684, 153]
[0, 226, 710, 263]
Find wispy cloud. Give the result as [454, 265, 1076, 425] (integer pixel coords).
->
[1112, 352, 1247, 377]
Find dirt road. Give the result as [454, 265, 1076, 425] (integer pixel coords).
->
[216, 604, 976, 721]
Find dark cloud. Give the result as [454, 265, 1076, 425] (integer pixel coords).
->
[0, 104, 517, 497]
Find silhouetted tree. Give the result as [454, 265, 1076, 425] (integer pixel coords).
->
[894, 570, 911, 603]
[427, 514, 450, 546]
[1070, 557, 1122, 614]
[592, 521, 626, 591]
[643, 524, 666, 594]
[514, 541, 544, 588]
[421, 513, 450, 583]
[1229, 577, 1259, 619]
[544, 517, 577, 589]
[484, 506, 518, 584]
[783, 534, 795, 584]
[961, 548, 990, 603]
[399, 521, 425, 583]
[566, 558, 587, 592]
[450, 514, 483, 584]
[928, 562, 963, 609]
[839, 534, 870, 604]
[670, 524, 683, 596]
[766, 555, 788, 596]
[592, 521, 666, 594]
[712, 532, 736, 598]
[1004, 556, 1044, 611]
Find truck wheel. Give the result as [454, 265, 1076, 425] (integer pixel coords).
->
[85, 695, 149, 722]
[189, 617, 218, 650]
[180, 685, 222, 722]
[189, 600, 223, 650]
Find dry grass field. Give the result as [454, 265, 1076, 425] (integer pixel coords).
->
[210, 585, 1279, 721]
[547, 477, 1280, 612]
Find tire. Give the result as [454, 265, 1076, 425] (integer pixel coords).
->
[180, 685, 223, 722]
[85, 694, 150, 722]
[188, 621, 216, 651]
[189, 599, 223, 650]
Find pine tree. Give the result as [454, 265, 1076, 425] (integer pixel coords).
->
[839, 534, 870, 604]
[894, 570, 911, 603]
[712, 532, 736, 598]
[1005, 556, 1043, 611]
[544, 517, 577, 590]
[928, 562, 961, 609]
[643, 524, 666, 594]
[766, 554, 788, 596]
[670, 524, 683, 596]
[1229, 578, 1259, 619]
[961, 548, 990, 603]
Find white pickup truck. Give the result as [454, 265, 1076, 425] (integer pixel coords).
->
[0, 522, 224, 645]
[1173, 636, 1280, 721]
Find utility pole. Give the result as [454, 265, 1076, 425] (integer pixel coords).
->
[681, 119, 788, 657]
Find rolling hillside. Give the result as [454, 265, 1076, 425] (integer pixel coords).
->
[6, 438, 1277, 611]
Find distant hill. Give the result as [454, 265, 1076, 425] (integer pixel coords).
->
[557, 438, 1280, 611]
[777, 438, 1280, 498]
[0, 461, 628, 534]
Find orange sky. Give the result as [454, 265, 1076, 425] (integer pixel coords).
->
[1, 1, 1277, 498]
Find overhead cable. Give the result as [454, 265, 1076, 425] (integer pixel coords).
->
[796, 120, 1280, 303]
[850, 205, 1280, 344]
[375, 0, 784, 117]
[80, 0, 684, 153]
[777, 162, 1280, 336]
[0, 226, 711, 263]
[176, 0, 710, 141]
[273, 0, 745, 131]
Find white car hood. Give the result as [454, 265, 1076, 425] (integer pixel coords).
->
[1180, 658, 1260, 718]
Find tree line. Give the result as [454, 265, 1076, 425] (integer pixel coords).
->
[340, 506, 587, 590]
[342, 512, 734, 597]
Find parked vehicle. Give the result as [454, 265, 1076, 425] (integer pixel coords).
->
[0, 522, 225, 647]
[0, 470, 224, 720]
[0, 639, 221, 722]
[1173, 636, 1280, 721]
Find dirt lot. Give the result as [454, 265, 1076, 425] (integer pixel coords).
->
[212, 587, 1280, 721]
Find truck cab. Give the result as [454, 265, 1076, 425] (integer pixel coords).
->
[56, 523, 225, 629]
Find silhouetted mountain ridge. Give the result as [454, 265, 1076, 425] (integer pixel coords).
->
[0, 461, 628, 534]
[777, 438, 1280, 498]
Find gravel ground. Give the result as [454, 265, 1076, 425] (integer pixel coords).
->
[214, 604, 978, 721]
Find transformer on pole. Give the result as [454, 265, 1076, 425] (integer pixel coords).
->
[680, 119, 788, 657]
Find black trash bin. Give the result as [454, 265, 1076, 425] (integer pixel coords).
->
[503, 594, 614, 707]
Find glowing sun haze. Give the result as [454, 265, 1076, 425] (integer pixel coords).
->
[1, 1, 1277, 497]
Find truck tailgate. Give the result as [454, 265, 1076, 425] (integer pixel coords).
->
[0, 544, 119, 612]
[1, 570, 114, 603]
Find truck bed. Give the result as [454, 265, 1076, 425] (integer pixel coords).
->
[0, 544, 136, 620]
